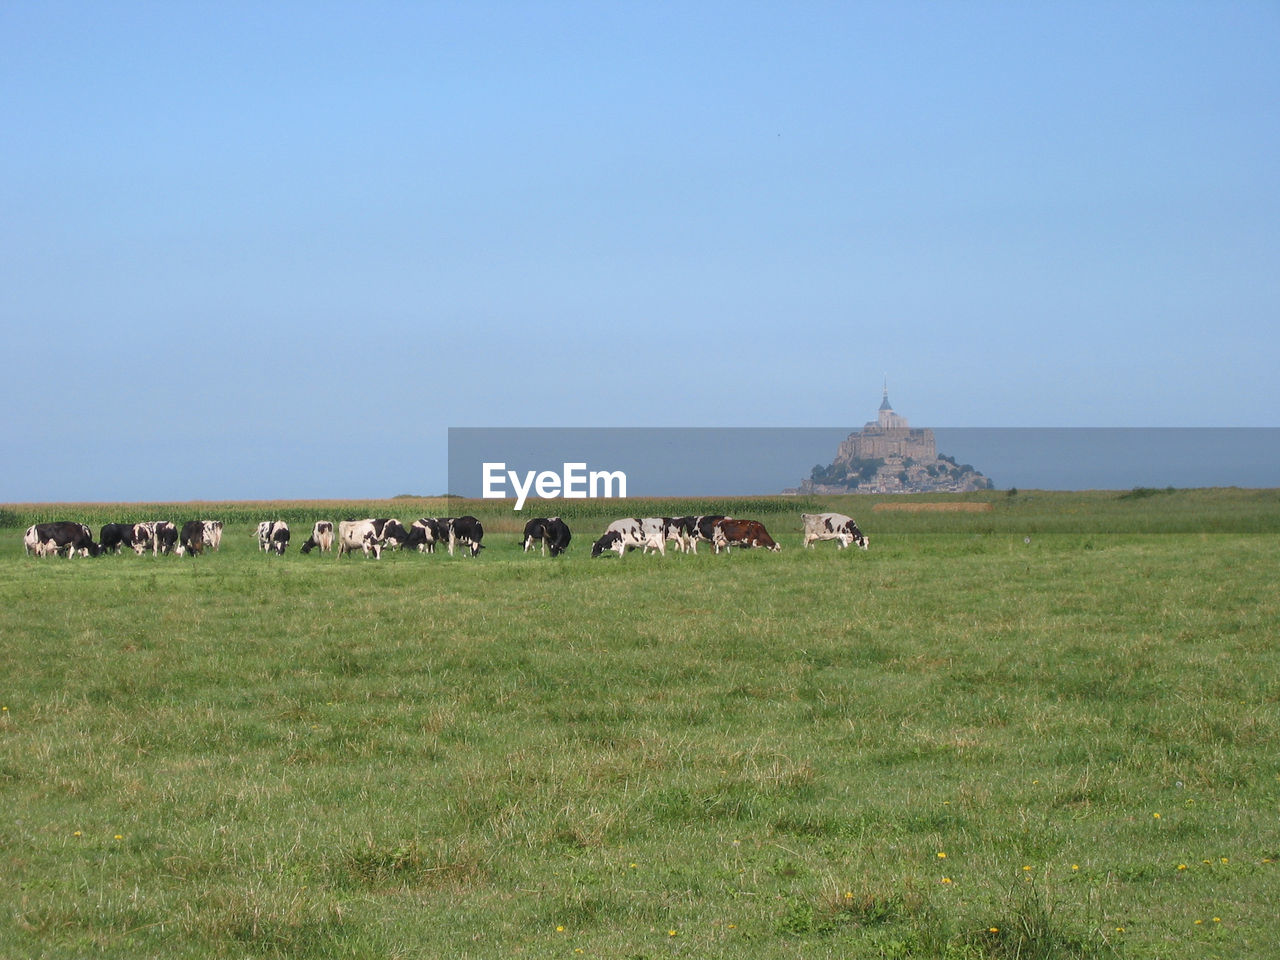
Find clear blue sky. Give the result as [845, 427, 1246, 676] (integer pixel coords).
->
[3, 1, 1277, 500]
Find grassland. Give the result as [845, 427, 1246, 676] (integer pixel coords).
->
[2, 489, 1278, 958]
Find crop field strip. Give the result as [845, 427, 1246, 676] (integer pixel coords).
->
[2, 487, 1278, 958]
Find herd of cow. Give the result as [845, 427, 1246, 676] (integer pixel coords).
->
[20, 512, 869, 560]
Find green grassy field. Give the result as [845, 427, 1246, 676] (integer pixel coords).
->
[2, 489, 1278, 958]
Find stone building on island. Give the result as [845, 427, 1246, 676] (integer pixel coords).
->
[798, 384, 991, 494]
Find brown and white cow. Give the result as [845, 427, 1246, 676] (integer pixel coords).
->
[178, 520, 205, 556]
[712, 518, 780, 553]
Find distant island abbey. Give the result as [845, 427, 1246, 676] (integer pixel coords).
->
[796, 384, 991, 494]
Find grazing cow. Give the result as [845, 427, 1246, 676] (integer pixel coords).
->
[201, 520, 224, 551]
[662, 517, 694, 553]
[522, 517, 572, 557]
[126, 520, 177, 555]
[300, 520, 335, 554]
[405, 518, 447, 553]
[712, 518, 781, 553]
[445, 516, 485, 557]
[337, 518, 408, 559]
[257, 520, 290, 555]
[177, 520, 205, 556]
[24, 533, 60, 557]
[131, 522, 157, 555]
[338, 519, 381, 559]
[371, 518, 410, 550]
[269, 522, 289, 555]
[257, 521, 284, 552]
[681, 515, 729, 554]
[22, 526, 43, 556]
[25, 521, 100, 558]
[591, 517, 667, 558]
[100, 522, 138, 554]
[152, 521, 179, 555]
[801, 512, 869, 550]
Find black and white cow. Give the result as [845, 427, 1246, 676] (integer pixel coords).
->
[130, 522, 156, 555]
[682, 515, 729, 555]
[257, 520, 290, 555]
[336, 518, 408, 559]
[153, 521, 179, 555]
[26, 531, 59, 556]
[590, 517, 667, 558]
[25, 522, 99, 557]
[125, 521, 177, 556]
[522, 517, 572, 557]
[26, 532, 62, 557]
[445, 516, 485, 557]
[801, 513, 869, 550]
[372, 518, 410, 550]
[338, 519, 382, 559]
[99, 522, 138, 554]
[662, 517, 694, 553]
[178, 520, 205, 556]
[405, 518, 447, 553]
[202, 520, 224, 551]
[300, 520, 334, 554]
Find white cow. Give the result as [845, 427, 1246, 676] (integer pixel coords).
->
[300, 520, 334, 554]
[337, 519, 408, 559]
[590, 517, 667, 558]
[801, 513, 869, 550]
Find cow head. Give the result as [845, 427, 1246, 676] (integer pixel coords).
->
[591, 532, 621, 557]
